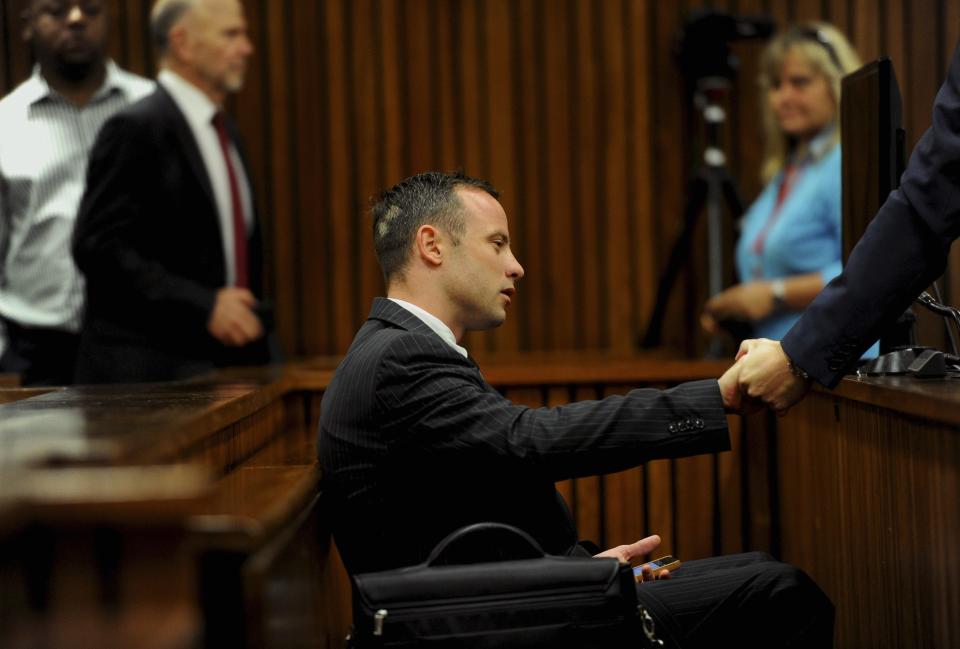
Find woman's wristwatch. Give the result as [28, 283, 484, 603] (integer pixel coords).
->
[770, 279, 787, 313]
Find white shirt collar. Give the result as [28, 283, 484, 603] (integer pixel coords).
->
[25, 60, 137, 106]
[388, 298, 469, 358]
[157, 69, 218, 132]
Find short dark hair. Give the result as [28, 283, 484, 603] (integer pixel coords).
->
[372, 171, 499, 283]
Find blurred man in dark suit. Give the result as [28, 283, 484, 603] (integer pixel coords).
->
[318, 171, 833, 648]
[72, 0, 272, 383]
[0, 0, 152, 385]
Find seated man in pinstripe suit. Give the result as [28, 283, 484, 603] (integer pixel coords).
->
[318, 171, 833, 647]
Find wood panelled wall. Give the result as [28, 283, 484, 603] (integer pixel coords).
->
[1, 0, 958, 357]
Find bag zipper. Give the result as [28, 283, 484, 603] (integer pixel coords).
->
[367, 592, 626, 628]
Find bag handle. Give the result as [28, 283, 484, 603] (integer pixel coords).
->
[426, 522, 546, 566]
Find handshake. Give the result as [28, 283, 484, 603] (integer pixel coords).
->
[718, 338, 812, 415]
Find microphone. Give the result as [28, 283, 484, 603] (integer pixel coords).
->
[915, 290, 960, 357]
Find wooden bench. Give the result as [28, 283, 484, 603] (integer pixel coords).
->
[0, 369, 351, 649]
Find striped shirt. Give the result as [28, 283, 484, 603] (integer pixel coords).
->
[0, 62, 153, 356]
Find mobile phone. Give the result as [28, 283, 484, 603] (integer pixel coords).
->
[632, 555, 681, 582]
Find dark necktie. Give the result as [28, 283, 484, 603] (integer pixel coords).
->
[211, 111, 249, 288]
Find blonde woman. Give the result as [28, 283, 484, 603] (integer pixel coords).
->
[702, 24, 871, 346]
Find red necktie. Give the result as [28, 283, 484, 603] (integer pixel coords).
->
[211, 111, 249, 288]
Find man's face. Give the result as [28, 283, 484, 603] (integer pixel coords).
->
[181, 0, 253, 95]
[23, 0, 108, 79]
[442, 188, 525, 334]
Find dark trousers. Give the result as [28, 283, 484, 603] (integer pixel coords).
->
[636, 552, 834, 648]
[0, 318, 80, 386]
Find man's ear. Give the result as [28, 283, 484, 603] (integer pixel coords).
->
[414, 224, 444, 268]
[167, 23, 190, 62]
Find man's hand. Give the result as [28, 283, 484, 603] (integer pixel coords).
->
[594, 534, 670, 581]
[718, 359, 764, 415]
[736, 338, 811, 415]
[207, 287, 264, 346]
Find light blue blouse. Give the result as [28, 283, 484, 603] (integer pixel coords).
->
[735, 129, 877, 357]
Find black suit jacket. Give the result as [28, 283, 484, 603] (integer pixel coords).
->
[72, 85, 270, 383]
[317, 298, 730, 575]
[784, 43, 960, 386]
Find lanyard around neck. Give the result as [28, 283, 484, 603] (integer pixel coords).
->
[751, 162, 804, 266]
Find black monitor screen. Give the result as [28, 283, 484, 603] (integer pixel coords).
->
[841, 57, 906, 264]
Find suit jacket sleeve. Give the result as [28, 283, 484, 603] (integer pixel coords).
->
[72, 112, 216, 327]
[783, 43, 960, 387]
[374, 334, 730, 481]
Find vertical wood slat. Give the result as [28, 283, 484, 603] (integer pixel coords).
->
[792, 0, 824, 22]
[121, 0, 150, 76]
[625, 0, 655, 339]
[287, 0, 322, 356]
[7, 0, 32, 81]
[485, 0, 521, 354]
[350, 0, 383, 328]
[542, 1, 576, 351]
[433, 0, 458, 171]
[572, 0, 601, 349]
[600, 0, 631, 352]
[852, 0, 880, 63]
[649, 2, 693, 356]
[513, 0, 545, 352]
[402, 0, 435, 175]
[321, 0, 356, 354]
[264, 0, 301, 355]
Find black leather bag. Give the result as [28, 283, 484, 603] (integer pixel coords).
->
[348, 522, 648, 648]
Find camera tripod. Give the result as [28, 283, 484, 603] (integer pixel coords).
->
[640, 88, 745, 352]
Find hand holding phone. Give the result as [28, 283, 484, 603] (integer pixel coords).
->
[633, 555, 681, 582]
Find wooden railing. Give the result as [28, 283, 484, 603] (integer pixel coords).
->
[0, 368, 347, 649]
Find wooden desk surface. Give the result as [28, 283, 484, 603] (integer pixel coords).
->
[0, 377, 286, 467]
[830, 374, 960, 426]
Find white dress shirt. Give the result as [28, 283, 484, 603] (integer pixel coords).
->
[157, 70, 254, 288]
[388, 298, 469, 358]
[0, 61, 153, 355]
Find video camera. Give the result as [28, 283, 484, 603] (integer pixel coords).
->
[678, 10, 775, 89]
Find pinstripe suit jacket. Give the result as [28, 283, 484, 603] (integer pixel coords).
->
[318, 298, 730, 575]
